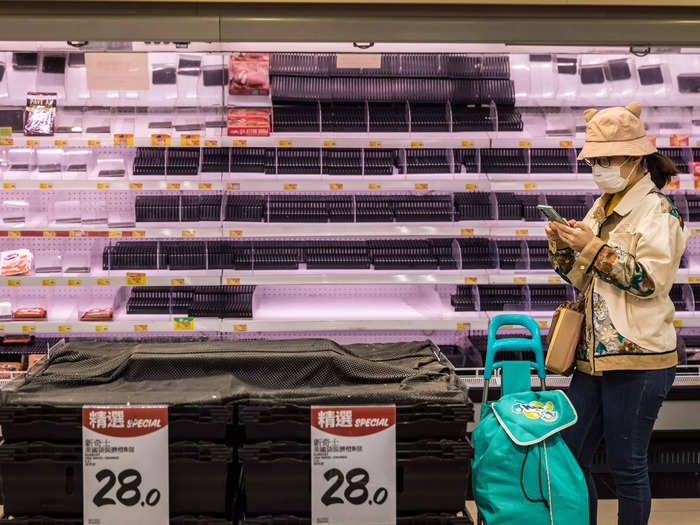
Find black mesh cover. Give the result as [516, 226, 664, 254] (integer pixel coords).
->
[2, 339, 467, 406]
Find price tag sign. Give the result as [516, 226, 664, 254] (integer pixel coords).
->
[311, 406, 396, 525]
[83, 406, 169, 525]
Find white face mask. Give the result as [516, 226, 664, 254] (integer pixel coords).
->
[592, 158, 634, 193]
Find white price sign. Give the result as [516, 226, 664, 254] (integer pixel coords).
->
[311, 406, 396, 525]
[83, 406, 169, 525]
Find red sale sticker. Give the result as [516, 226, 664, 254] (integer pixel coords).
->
[311, 406, 396, 525]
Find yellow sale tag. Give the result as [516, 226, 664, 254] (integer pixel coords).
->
[42, 279, 56, 287]
[233, 139, 247, 147]
[54, 139, 67, 146]
[150, 134, 171, 147]
[58, 325, 72, 333]
[369, 141, 382, 148]
[113, 134, 134, 147]
[108, 231, 122, 238]
[464, 277, 478, 284]
[516, 229, 529, 236]
[465, 183, 478, 190]
[166, 183, 181, 190]
[182, 230, 196, 238]
[460, 228, 474, 236]
[524, 183, 537, 190]
[323, 140, 336, 147]
[26, 139, 39, 147]
[42, 231, 56, 238]
[39, 183, 53, 190]
[134, 324, 148, 332]
[229, 230, 243, 237]
[666, 177, 680, 190]
[690, 277, 698, 284]
[234, 324, 248, 332]
[227, 183, 241, 190]
[279, 139, 292, 147]
[95, 325, 109, 332]
[330, 183, 343, 190]
[693, 229, 698, 236]
[518, 140, 531, 147]
[456, 322, 470, 331]
[22, 325, 36, 333]
[414, 183, 429, 190]
[2, 183, 16, 189]
[0, 127, 11, 137]
[198, 183, 212, 190]
[0, 138, 13, 146]
[461, 140, 474, 148]
[514, 276, 527, 284]
[126, 272, 146, 286]
[171, 278, 185, 286]
[410, 141, 424, 148]
[180, 134, 200, 147]
[368, 183, 382, 190]
[673, 319, 683, 328]
[205, 139, 219, 147]
[69, 230, 81, 238]
[97, 278, 111, 286]
[8, 231, 21, 237]
[548, 276, 561, 284]
[88, 139, 101, 147]
[227, 278, 241, 285]
[284, 184, 298, 190]
[132, 231, 145, 238]
[174, 317, 194, 331]
[97, 183, 110, 190]
[68, 279, 81, 286]
[537, 320, 548, 328]
[559, 140, 573, 147]
[7, 279, 21, 287]
[129, 183, 143, 190]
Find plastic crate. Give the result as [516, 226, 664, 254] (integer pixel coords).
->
[0, 405, 233, 444]
[238, 402, 472, 442]
[239, 440, 472, 515]
[0, 442, 235, 516]
[0, 517, 233, 525]
[241, 514, 473, 524]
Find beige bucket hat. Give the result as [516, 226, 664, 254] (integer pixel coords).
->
[576, 102, 657, 160]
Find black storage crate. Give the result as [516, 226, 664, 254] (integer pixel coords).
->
[0, 441, 234, 516]
[238, 402, 472, 442]
[241, 514, 473, 524]
[239, 440, 471, 515]
[0, 404, 233, 443]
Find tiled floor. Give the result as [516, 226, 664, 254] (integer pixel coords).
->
[466, 499, 700, 524]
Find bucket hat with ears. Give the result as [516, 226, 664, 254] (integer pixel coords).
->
[576, 101, 657, 160]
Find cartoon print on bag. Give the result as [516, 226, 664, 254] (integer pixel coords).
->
[512, 400, 559, 423]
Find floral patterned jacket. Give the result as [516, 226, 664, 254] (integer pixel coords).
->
[548, 174, 688, 375]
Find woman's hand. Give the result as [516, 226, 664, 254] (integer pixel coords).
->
[554, 221, 595, 252]
[544, 222, 560, 241]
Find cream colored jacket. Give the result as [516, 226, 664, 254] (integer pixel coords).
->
[560, 174, 689, 360]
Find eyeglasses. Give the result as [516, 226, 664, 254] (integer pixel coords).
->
[584, 157, 611, 168]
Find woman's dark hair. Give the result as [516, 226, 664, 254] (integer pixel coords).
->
[643, 152, 680, 189]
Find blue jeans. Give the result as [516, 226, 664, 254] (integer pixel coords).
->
[561, 367, 676, 525]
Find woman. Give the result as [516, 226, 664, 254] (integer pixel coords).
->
[546, 102, 689, 525]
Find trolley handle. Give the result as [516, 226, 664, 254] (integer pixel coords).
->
[484, 314, 546, 380]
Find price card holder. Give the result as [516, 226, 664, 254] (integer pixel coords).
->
[83, 406, 169, 525]
[311, 406, 396, 525]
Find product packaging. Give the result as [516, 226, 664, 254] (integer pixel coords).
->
[23, 92, 57, 136]
[227, 107, 271, 136]
[1, 249, 33, 276]
[229, 53, 270, 96]
[80, 306, 113, 321]
[12, 306, 46, 319]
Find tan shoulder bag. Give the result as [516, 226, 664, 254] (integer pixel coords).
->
[545, 277, 592, 375]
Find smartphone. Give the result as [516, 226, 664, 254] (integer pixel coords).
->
[537, 205, 567, 225]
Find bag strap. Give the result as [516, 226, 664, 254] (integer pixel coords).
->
[572, 274, 593, 311]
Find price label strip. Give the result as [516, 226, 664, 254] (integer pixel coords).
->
[311, 405, 396, 525]
[83, 405, 169, 525]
